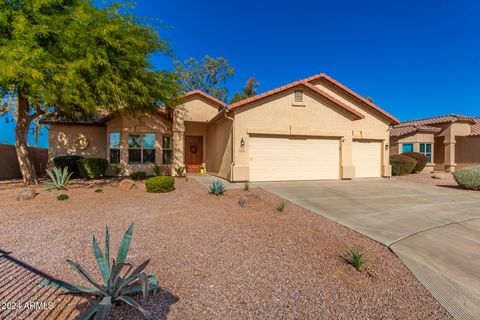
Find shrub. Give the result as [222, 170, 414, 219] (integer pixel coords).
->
[145, 176, 175, 193]
[41, 223, 158, 319]
[43, 166, 72, 190]
[276, 201, 285, 212]
[77, 158, 108, 179]
[453, 166, 480, 190]
[244, 183, 249, 191]
[57, 194, 69, 201]
[344, 246, 366, 270]
[153, 165, 170, 176]
[390, 154, 417, 176]
[130, 171, 146, 180]
[209, 180, 226, 196]
[175, 166, 186, 177]
[111, 165, 122, 176]
[94, 188, 103, 193]
[53, 155, 83, 178]
[403, 152, 428, 173]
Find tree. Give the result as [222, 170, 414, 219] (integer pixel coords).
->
[364, 96, 375, 103]
[230, 77, 260, 103]
[0, 0, 178, 184]
[174, 56, 234, 102]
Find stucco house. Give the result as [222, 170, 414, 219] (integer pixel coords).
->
[389, 115, 480, 172]
[42, 73, 399, 182]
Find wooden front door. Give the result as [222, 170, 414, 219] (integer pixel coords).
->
[185, 136, 203, 173]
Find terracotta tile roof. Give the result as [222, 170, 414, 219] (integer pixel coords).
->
[390, 125, 442, 137]
[470, 118, 480, 136]
[182, 90, 227, 109]
[228, 73, 399, 124]
[390, 114, 479, 137]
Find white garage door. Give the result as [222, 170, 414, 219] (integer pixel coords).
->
[352, 141, 382, 178]
[249, 136, 340, 181]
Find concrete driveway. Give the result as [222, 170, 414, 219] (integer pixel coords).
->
[256, 179, 480, 320]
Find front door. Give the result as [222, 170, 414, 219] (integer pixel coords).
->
[185, 136, 203, 173]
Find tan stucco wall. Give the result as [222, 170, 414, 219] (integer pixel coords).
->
[48, 124, 106, 161]
[230, 86, 392, 181]
[389, 133, 436, 172]
[456, 136, 480, 168]
[180, 96, 219, 122]
[106, 112, 172, 176]
[206, 114, 233, 179]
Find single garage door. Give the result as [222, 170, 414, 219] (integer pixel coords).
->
[249, 135, 340, 181]
[352, 141, 381, 178]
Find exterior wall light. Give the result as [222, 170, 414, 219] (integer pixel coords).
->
[240, 137, 245, 149]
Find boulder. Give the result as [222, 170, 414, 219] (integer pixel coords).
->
[432, 172, 451, 180]
[238, 194, 262, 208]
[119, 179, 137, 190]
[16, 188, 37, 201]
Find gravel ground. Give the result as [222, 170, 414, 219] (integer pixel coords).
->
[0, 178, 451, 320]
[394, 172, 479, 192]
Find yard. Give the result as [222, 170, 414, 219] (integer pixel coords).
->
[0, 178, 450, 319]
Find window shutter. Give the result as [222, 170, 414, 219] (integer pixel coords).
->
[294, 90, 303, 103]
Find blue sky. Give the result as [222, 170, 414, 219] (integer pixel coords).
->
[1, 0, 479, 148]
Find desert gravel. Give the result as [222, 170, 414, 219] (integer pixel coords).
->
[0, 178, 451, 319]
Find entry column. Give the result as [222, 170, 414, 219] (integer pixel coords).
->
[443, 139, 456, 172]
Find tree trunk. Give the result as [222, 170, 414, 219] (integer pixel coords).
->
[15, 91, 38, 185]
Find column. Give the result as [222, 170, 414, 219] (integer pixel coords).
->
[172, 105, 186, 175]
[444, 139, 456, 172]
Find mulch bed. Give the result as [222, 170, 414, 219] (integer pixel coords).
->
[0, 178, 451, 319]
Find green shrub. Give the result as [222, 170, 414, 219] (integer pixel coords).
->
[175, 166, 186, 177]
[153, 165, 170, 176]
[344, 246, 366, 270]
[209, 180, 226, 196]
[129, 171, 146, 180]
[77, 158, 108, 179]
[94, 188, 103, 193]
[41, 223, 159, 319]
[53, 155, 83, 178]
[57, 194, 69, 201]
[276, 201, 285, 212]
[111, 165, 122, 176]
[390, 154, 417, 176]
[145, 176, 175, 193]
[244, 183, 250, 191]
[43, 166, 72, 190]
[453, 166, 480, 190]
[403, 152, 428, 173]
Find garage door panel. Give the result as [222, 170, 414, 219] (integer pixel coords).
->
[352, 141, 381, 178]
[249, 136, 340, 181]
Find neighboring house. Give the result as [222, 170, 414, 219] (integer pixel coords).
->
[41, 73, 399, 182]
[389, 115, 480, 172]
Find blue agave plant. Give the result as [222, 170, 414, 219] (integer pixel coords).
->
[208, 180, 226, 196]
[42, 223, 158, 320]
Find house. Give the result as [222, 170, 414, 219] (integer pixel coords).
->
[389, 115, 480, 172]
[42, 73, 399, 182]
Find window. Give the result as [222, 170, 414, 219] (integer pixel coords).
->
[162, 136, 173, 164]
[128, 134, 156, 164]
[294, 90, 303, 103]
[109, 132, 120, 164]
[419, 143, 432, 163]
[402, 143, 413, 153]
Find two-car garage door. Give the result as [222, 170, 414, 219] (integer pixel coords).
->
[249, 136, 340, 181]
[249, 136, 382, 181]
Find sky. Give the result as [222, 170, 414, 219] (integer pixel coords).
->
[1, 0, 479, 148]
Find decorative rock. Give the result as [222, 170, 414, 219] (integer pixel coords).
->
[432, 172, 451, 180]
[16, 188, 37, 201]
[119, 179, 137, 190]
[238, 194, 262, 208]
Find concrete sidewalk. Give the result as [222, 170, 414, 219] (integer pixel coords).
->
[190, 174, 254, 190]
[257, 179, 480, 320]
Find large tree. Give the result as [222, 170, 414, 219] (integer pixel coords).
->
[0, 0, 178, 185]
[230, 77, 260, 103]
[174, 56, 234, 102]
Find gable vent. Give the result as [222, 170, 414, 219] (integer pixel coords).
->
[294, 90, 303, 103]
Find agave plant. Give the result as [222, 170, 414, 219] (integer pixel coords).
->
[41, 224, 159, 320]
[43, 166, 72, 190]
[208, 180, 226, 196]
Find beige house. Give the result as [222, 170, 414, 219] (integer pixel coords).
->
[42, 73, 399, 182]
[389, 115, 480, 172]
